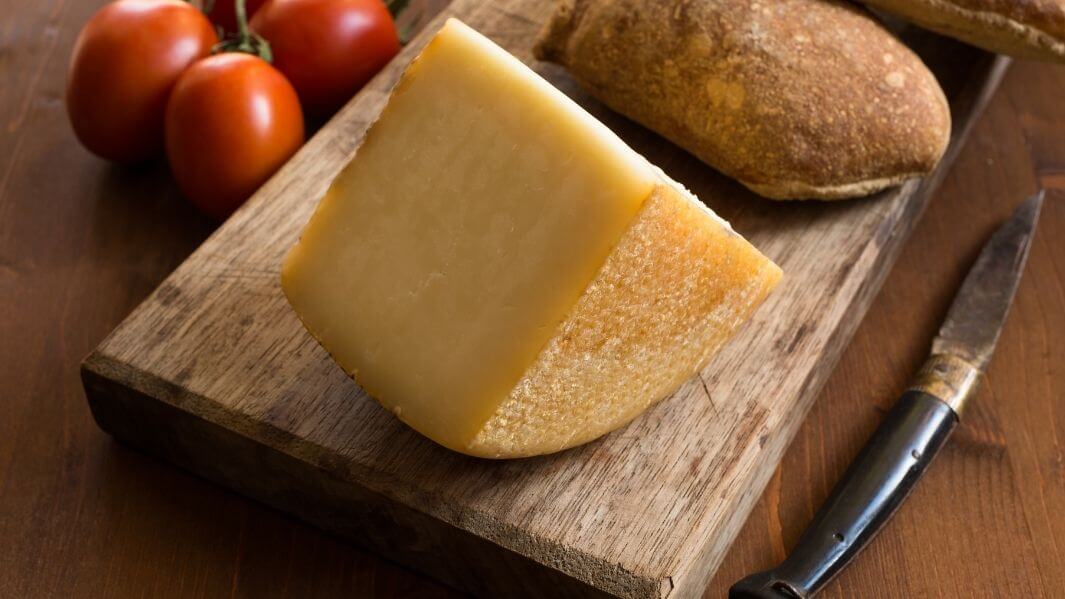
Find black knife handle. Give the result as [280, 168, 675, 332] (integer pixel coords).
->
[729, 391, 957, 599]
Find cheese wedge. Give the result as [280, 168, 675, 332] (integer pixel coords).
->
[281, 19, 782, 458]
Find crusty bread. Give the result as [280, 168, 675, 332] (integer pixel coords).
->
[535, 0, 952, 201]
[469, 182, 782, 458]
[861, 0, 1065, 61]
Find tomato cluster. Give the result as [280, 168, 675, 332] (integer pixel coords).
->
[67, 0, 400, 219]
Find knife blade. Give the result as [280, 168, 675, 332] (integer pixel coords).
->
[729, 190, 1045, 599]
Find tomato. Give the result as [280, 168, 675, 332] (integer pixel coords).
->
[250, 0, 399, 118]
[67, 0, 217, 163]
[205, 0, 267, 35]
[165, 53, 304, 219]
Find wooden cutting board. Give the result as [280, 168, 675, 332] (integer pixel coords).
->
[80, 2, 1008, 597]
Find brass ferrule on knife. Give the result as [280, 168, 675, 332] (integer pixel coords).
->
[908, 353, 982, 416]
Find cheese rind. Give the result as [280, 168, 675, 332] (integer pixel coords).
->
[470, 184, 781, 457]
[282, 19, 781, 458]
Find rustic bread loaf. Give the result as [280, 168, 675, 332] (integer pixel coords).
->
[535, 0, 952, 200]
[861, 0, 1065, 61]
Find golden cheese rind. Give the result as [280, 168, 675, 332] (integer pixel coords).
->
[860, 0, 1065, 62]
[468, 183, 782, 458]
[535, 0, 953, 200]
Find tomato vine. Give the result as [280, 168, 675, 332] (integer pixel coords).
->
[212, 0, 272, 61]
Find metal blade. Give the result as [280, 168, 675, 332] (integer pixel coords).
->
[932, 191, 1045, 371]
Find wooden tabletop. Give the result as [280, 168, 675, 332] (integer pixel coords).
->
[1, 0, 1062, 597]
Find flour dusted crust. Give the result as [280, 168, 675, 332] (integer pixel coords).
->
[862, 0, 1065, 61]
[468, 183, 782, 458]
[535, 0, 952, 201]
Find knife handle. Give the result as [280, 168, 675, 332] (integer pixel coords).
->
[729, 390, 957, 599]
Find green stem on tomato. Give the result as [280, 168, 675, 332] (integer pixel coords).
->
[235, 0, 250, 46]
[212, 0, 272, 62]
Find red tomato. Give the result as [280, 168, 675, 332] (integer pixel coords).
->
[205, 0, 267, 35]
[165, 53, 304, 219]
[250, 0, 399, 118]
[67, 0, 218, 163]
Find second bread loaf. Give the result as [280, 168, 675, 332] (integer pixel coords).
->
[859, 0, 1065, 62]
[535, 0, 953, 200]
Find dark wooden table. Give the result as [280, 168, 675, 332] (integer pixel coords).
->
[2, 1, 1062, 597]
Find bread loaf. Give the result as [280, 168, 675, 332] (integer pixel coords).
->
[860, 0, 1065, 61]
[535, 0, 952, 200]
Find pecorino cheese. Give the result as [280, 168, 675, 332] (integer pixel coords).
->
[281, 19, 781, 458]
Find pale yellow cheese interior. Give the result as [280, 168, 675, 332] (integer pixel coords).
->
[282, 19, 782, 458]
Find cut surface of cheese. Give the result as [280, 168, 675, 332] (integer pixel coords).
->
[282, 19, 782, 458]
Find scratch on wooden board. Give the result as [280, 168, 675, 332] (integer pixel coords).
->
[698, 374, 718, 413]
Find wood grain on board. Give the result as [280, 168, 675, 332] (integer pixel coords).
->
[73, 1, 1016, 597]
[2, 0, 1063, 598]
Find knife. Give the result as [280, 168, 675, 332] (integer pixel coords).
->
[730, 190, 1045, 599]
